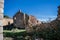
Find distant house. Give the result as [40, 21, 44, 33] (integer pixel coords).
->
[13, 10, 29, 29]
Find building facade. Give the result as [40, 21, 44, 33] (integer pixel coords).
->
[13, 10, 29, 29]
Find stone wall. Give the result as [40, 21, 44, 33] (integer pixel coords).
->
[28, 15, 41, 26]
[0, 0, 4, 40]
[3, 18, 13, 26]
[13, 11, 25, 28]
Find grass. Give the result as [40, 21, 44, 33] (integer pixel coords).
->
[3, 29, 27, 37]
[3, 29, 26, 33]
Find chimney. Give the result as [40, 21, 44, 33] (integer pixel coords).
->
[20, 9, 21, 12]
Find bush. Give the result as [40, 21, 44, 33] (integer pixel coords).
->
[3, 31, 26, 37]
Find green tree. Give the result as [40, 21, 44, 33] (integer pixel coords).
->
[4, 15, 10, 18]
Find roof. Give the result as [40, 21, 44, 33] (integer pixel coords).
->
[13, 10, 24, 18]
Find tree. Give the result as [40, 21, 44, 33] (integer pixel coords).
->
[4, 15, 10, 18]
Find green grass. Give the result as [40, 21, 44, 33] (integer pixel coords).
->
[3, 29, 26, 33]
[3, 29, 27, 37]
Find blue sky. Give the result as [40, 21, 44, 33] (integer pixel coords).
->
[4, 0, 60, 21]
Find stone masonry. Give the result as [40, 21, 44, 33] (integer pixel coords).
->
[0, 0, 4, 40]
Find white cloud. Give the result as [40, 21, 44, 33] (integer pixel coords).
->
[37, 16, 57, 22]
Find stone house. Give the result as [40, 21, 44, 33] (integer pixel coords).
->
[13, 10, 29, 29]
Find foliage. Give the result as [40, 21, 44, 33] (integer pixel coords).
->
[27, 20, 60, 40]
[4, 29, 36, 40]
[4, 15, 10, 18]
[3, 20, 60, 40]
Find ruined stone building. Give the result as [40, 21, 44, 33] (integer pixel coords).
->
[26, 15, 41, 32]
[13, 10, 29, 29]
[13, 10, 41, 29]
[3, 18, 13, 26]
[3, 10, 41, 29]
[28, 15, 41, 26]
